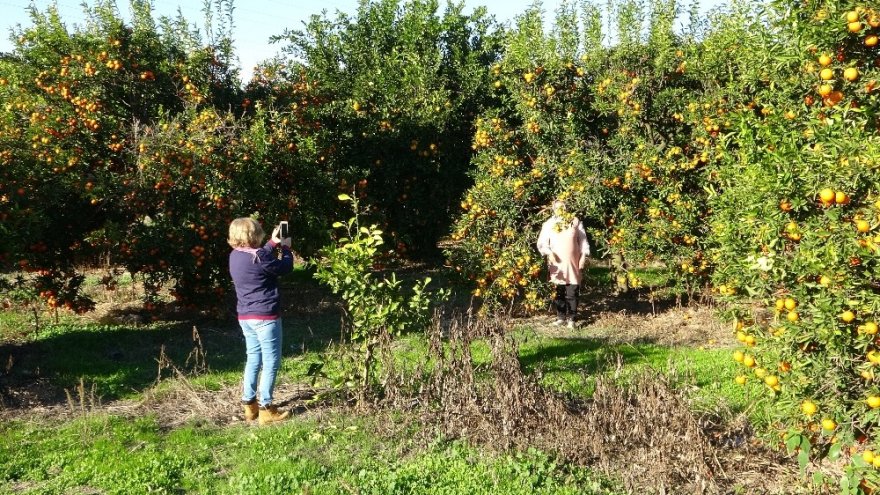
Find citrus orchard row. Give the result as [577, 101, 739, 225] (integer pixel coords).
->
[3, 0, 880, 488]
[0, 0, 498, 311]
[444, 0, 880, 488]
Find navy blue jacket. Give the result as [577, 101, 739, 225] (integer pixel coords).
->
[229, 241, 293, 319]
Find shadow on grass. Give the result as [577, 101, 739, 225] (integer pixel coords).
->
[0, 274, 345, 409]
[1, 321, 233, 405]
[518, 336, 670, 377]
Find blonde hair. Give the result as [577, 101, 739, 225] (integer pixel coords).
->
[228, 218, 264, 248]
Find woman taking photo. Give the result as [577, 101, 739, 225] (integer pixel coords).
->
[228, 217, 293, 425]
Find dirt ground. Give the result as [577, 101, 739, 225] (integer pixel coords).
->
[527, 304, 733, 348]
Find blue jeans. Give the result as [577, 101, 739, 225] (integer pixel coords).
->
[240, 319, 282, 407]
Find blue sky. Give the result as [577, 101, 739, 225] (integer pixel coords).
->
[0, 0, 729, 81]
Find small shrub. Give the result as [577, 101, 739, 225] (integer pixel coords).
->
[313, 194, 447, 397]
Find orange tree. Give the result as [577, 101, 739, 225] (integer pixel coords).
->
[121, 103, 312, 308]
[446, 0, 731, 311]
[712, 0, 880, 488]
[270, 0, 501, 259]
[0, 1, 243, 311]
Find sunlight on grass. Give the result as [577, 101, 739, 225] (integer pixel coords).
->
[0, 414, 623, 494]
[511, 326, 747, 415]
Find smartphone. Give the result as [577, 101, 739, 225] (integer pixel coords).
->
[278, 221, 289, 239]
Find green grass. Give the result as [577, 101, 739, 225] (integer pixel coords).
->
[1, 307, 748, 414]
[0, 414, 624, 494]
[513, 327, 747, 413]
[2, 321, 236, 399]
[81, 271, 134, 289]
[0, 305, 345, 401]
[387, 324, 747, 416]
[0, 311, 32, 340]
[0, 274, 750, 495]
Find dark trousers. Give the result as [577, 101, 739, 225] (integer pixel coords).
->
[554, 284, 579, 320]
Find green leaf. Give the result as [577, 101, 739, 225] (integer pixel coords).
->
[827, 442, 841, 461]
[797, 449, 810, 476]
[799, 436, 811, 454]
[338, 193, 351, 201]
[784, 432, 802, 453]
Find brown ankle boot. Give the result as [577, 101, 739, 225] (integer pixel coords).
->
[258, 404, 290, 425]
[242, 400, 259, 422]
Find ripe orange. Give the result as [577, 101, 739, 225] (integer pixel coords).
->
[801, 400, 818, 416]
[821, 418, 837, 431]
[744, 335, 756, 346]
[733, 350, 745, 362]
[754, 367, 768, 378]
[819, 188, 835, 204]
[787, 310, 799, 322]
[784, 297, 797, 310]
[844, 67, 860, 82]
[869, 396, 880, 409]
[864, 450, 876, 464]
[841, 310, 856, 323]
[867, 35, 879, 48]
[848, 21, 862, 32]
[835, 190, 849, 204]
[866, 322, 879, 335]
[856, 219, 871, 233]
[819, 68, 834, 80]
[818, 84, 833, 96]
[822, 90, 843, 106]
[764, 375, 779, 387]
[846, 10, 860, 23]
[818, 54, 833, 66]
[743, 355, 756, 368]
[735, 375, 747, 385]
[775, 299, 785, 311]
[819, 275, 832, 287]
[868, 350, 880, 364]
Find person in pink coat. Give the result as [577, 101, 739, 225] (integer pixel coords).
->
[536, 200, 590, 328]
